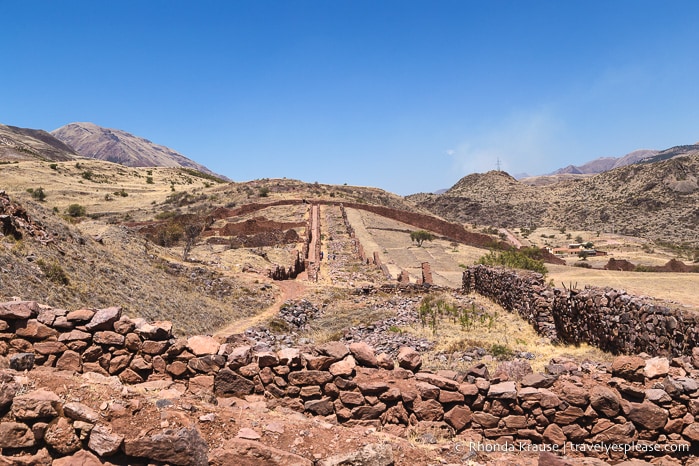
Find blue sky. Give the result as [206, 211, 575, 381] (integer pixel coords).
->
[3, 1, 699, 195]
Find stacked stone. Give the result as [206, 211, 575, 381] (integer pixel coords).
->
[5, 298, 699, 463]
[462, 265, 699, 356]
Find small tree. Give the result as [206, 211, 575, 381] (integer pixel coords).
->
[67, 204, 86, 217]
[182, 223, 201, 261]
[410, 230, 435, 247]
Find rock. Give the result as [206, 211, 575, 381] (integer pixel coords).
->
[538, 452, 573, 466]
[94, 330, 126, 347]
[56, 350, 82, 372]
[413, 398, 443, 421]
[349, 342, 378, 367]
[33, 341, 67, 354]
[560, 383, 590, 407]
[416, 381, 440, 400]
[627, 401, 669, 430]
[488, 381, 517, 399]
[318, 443, 394, 466]
[683, 423, 699, 441]
[590, 385, 621, 417]
[86, 306, 122, 331]
[9, 352, 35, 371]
[277, 347, 301, 367]
[339, 390, 365, 406]
[134, 319, 173, 340]
[543, 423, 566, 446]
[0, 421, 35, 448]
[215, 367, 255, 397]
[58, 329, 93, 342]
[493, 359, 533, 382]
[376, 353, 394, 370]
[67, 308, 96, 321]
[15, 319, 58, 340]
[351, 403, 387, 420]
[255, 350, 280, 368]
[0, 447, 53, 466]
[210, 439, 313, 466]
[644, 356, 670, 379]
[330, 355, 357, 377]
[12, 389, 61, 420]
[124, 427, 208, 466]
[611, 355, 646, 382]
[52, 450, 104, 466]
[45, 417, 82, 455]
[88, 423, 124, 456]
[236, 427, 261, 440]
[288, 370, 333, 386]
[415, 372, 459, 391]
[0, 371, 18, 411]
[444, 405, 472, 431]
[319, 341, 350, 360]
[64, 402, 100, 423]
[187, 335, 221, 356]
[0, 300, 40, 319]
[396, 346, 421, 371]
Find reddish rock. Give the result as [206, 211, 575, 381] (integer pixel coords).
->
[15, 319, 58, 340]
[590, 385, 621, 417]
[458, 383, 479, 397]
[415, 372, 460, 391]
[319, 341, 350, 360]
[318, 443, 393, 466]
[58, 329, 92, 342]
[33, 341, 67, 354]
[53, 450, 104, 466]
[124, 332, 141, 351]
[0, 371, 18, 411]
[349, 342, 378, 367]
[304, 397, 334, 416]
[0, 447, 53, 466]
[209, 439, 313, 466]
[85, 306, 121, 332]
[12, 389, 61, 420]
[0, 300, 40, 319]
[413, 399, 444, 421]
[124, 427, 208, 466]
[628, 401, 669, 430]
[304, 354, 335, 370]
[444, 405, 472, 431]
[114, 316, 136, 335]
[611, 355, 646, 382]
[381, 402, 409, 425]
[591, 421, 636, 444]
[277, 347, 300, 366]
[396, 346, 422, 371]
[66, 308, 95, 322]
[351, 403, 387, 420]
[503, 415, 527, 429]
[488, 381, 517, 399]
[554, 406, 585, 425]
[644, 356, 670, 379]
[416, 381, 440, 400]
[329, 355, 356, 377]
[45, 417, 82, 454]
[187, 335, 220, 356]
[438, 390, 464, 404]
[167, 360, 190, 377]
[288, 370, 333, 386]
[376, 352, 394, 370]
[119, 368, 145, 384]
[109, 354, 132, 374]
[215, 367, 255, 396]
[472, 411, 499, 428]
[134, 320, 172, 340]
[93, 331, 125, 346]
[64, 402, 100, 423]
[0, 421, 35, 448]
[255, 350, 280, 368]
[543, 423, 566, 446]
[560, 383, 590, 407]
[141, 339, 169, 355]
[539, 389, 562, 409]
[189, 375, 215, 396]
[494, 359, 533, 382]
[357, 380, 389, 395]
[683, 423, 699, 441]
[339, 390, 365, 407]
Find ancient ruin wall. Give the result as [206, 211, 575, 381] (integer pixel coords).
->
[2, 299, 699, 463]
[462, 265, 699, 357]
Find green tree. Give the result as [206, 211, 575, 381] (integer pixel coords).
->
[410, 230, 435, 247]
[66, 204, 86, 217]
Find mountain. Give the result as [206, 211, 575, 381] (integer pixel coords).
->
[51, 122, 227, 179]
[550, 149, 658, 175]
[409, 150, 699, 246]
[0, 123, 78, 161]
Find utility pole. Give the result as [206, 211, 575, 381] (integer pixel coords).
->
[496, 158, 502, 172]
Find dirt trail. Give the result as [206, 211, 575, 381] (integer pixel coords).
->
[214, 279, 307, 338]
[498, 227, 522, 248]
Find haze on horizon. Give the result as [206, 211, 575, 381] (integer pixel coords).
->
[3, 1, 699, 195]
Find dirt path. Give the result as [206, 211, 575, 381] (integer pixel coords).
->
[214, 279, 308, 338]
[498, 228, 522, 248]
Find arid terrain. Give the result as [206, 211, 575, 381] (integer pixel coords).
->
[2, 125, 699, 465]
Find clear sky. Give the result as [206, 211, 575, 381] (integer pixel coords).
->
[3, 1, 699, 195]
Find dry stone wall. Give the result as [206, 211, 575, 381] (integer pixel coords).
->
[2, 298, 699, 463]
[462, 265, 699, 357]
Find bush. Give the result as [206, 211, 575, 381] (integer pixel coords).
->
[410, 230, 435, 247]
[37, 259, 69, 285]
[146, 176, 154, 184]
[67, 204, 86, 217]
[258, 187, 270, 197]
[81, 171, 93, 180]
[49, 163, 58, 170]
[27, 187, 46, 201]
[477, 249, 548, 274]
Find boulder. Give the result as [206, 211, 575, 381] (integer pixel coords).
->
[9, 352, 35, 371]
[0, 421, 35, 448]
[187, 335, 221, 356]
[214, 367, 255, 397]
[396, 346, 421, 371]
[52, 450, 104, 466]
[210, 439, 313, 466]
[86, 306, 122, 331]
[123, 427, 208, 466]
[627, 401, 669, 430]
[644, 357, 670, 379]
[45, 417, 82, 455]
[12, 389, 61, 420]
[0, 300, 40, 319]
[611, 355, 645, 382]
[590, 385, 621, 417]
[318, 443, 393, 466]
[349, 342, 378, 368]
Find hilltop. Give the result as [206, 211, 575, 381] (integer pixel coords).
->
[51, 122, 227, 180]
[0, 124, 78, 162]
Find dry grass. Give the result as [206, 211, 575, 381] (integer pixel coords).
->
[406, 293, 612, 373]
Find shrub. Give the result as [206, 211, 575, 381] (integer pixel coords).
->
[259, 187, 270, 197]
[477, 248, 548, 274]
[36, 259, 70, 285]
[146, 176, 154, 184]
[66, 204, 86, 217]
[81, 170, 93, 180]
[49, 163, 58, 170]
[27, 187, 46, 201]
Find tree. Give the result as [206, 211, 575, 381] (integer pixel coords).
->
[182, 223, 201, 261]
[410, 230, 435, 247]
[67, 204, 86, 217]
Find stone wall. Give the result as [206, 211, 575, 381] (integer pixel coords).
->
[2, 299, 699, 463]
[462, 265, 699, 357]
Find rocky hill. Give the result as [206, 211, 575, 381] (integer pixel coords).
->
[51, 122, 227, 180]
[0, 124, 78, 162]
[549, 149, 659, 176]
[410, 152, 699, 247]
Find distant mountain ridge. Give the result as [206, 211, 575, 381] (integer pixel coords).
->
[550, 149, 658, 175]
[51, 122, 227, 179]
[0, 124, 78, 161]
